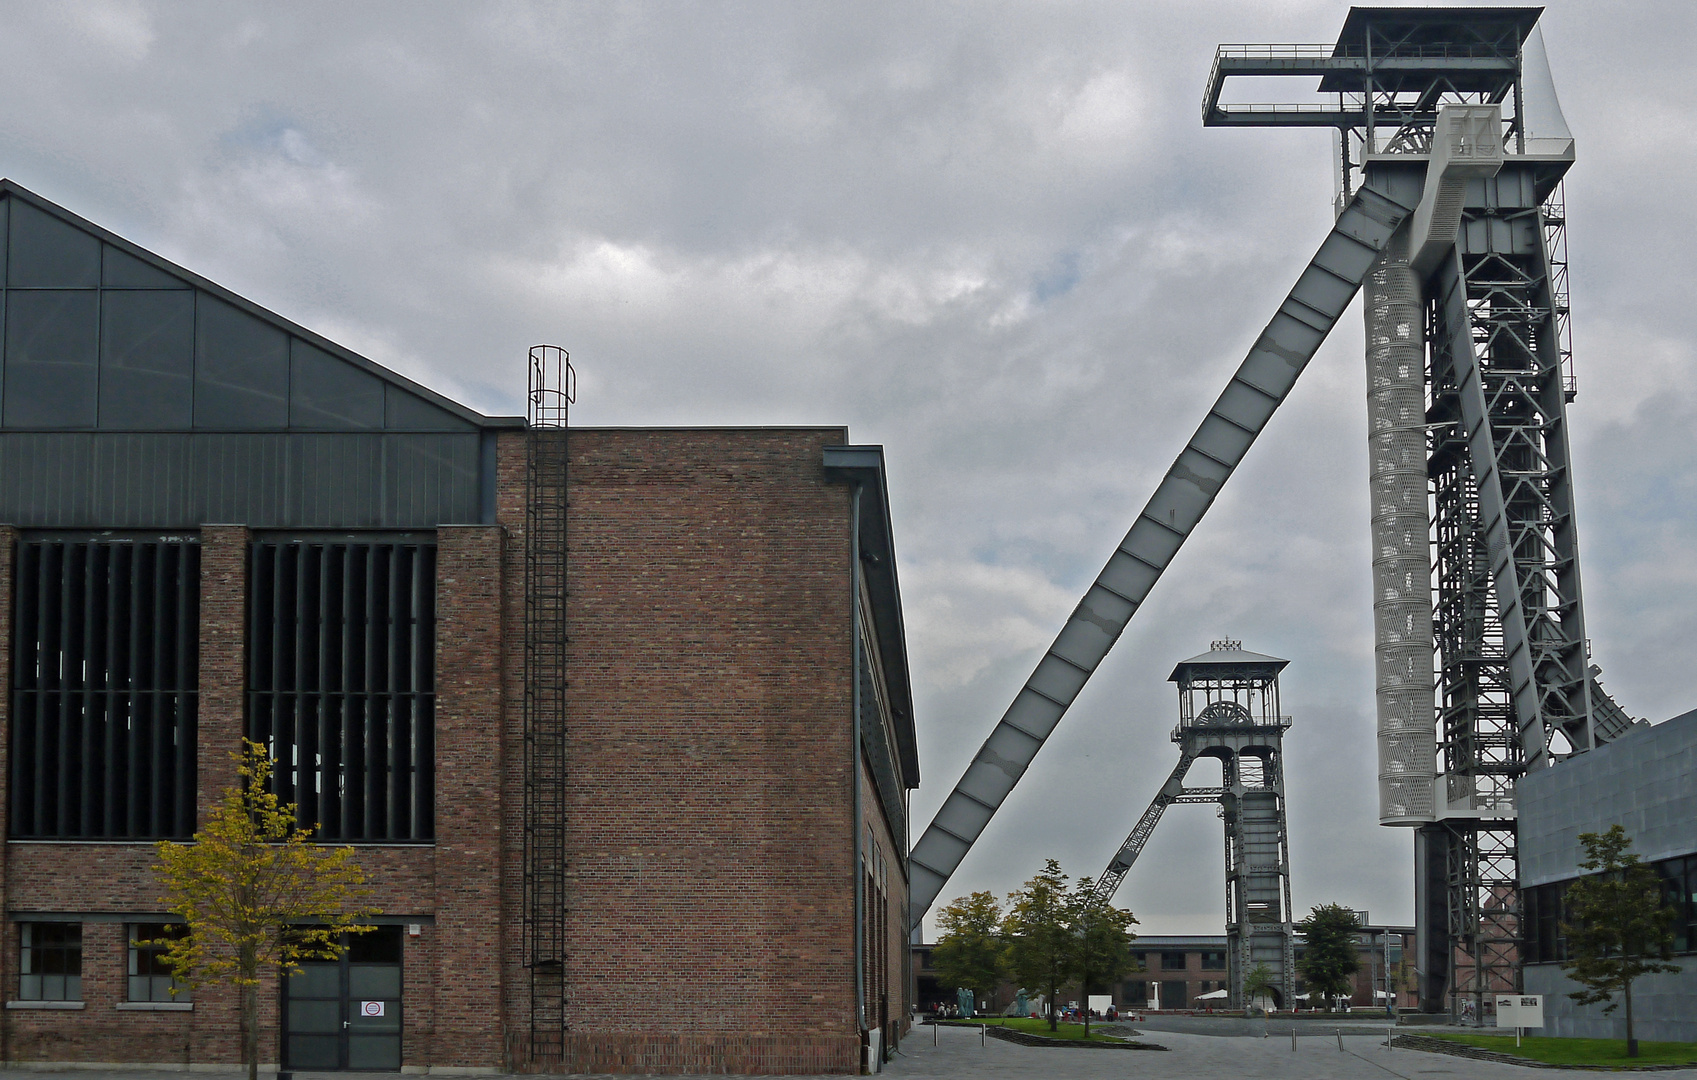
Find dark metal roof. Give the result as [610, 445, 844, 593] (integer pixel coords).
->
[1169, 646, 1289, 684]
[1333, 6, 1543, 54]
[0, 179, 523, 433]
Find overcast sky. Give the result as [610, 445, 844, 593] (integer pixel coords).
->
[3, 1, 1692, 938]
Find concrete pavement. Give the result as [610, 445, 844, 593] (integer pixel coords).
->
[882, 1020, 1697, 1079]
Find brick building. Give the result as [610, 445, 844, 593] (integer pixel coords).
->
[0, 179, 917, 1074]
[915, 928, 1416, 1015]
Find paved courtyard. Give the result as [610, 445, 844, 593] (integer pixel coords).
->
[0, 1025, 1693, 1080]
[878, 1021, 1697, 1080]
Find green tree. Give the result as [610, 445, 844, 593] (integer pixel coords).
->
[1002, 859, 1072, 1031]
[1066, 876, 1138, 1039]
[151, 742, 376, 1080]
[933, 890, 1005, 1013]
[1559, 825, 1683, 1058]
[1242, 961, 1277, 1014]
[1296, 904, 1361, 1010]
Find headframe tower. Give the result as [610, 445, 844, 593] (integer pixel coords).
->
[1202, 6, 1637, 1014]
[1088, 644, 1297, 1009]
[905, 4, 1637, 1025]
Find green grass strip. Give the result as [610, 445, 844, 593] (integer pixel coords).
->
[937, 1017, 1126, 1043]
[1420, 1032, 1697, 1067]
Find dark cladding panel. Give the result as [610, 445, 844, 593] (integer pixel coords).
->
[194, 433, 290, 525]
[100, 290, 195, 429]
[0, 431, 483, 528]
[385, 384, 478, 432]
[291, 340, 384, 429]
[3, 290, 99, 429]
[289, 433, 384, 527]
[6, 199, 100, 289]
[385, 434, 479, 526]
[195, 294, 288, 429]
[101, 244, 190, 289]
[90, 433, 194, 525]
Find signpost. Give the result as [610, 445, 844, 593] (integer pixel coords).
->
[1494, 995, 1543, 1046]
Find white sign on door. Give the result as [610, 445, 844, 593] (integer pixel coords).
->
[361, 1000, 385, 1017]
[1494, 995, 1542, 1028]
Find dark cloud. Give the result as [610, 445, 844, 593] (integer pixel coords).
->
[2, 0, 1691, 935]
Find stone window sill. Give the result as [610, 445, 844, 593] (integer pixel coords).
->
[116, 1001, 193, 1011]
[7, 1000, 84, 1009]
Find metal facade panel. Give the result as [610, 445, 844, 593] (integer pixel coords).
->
[0, 432, 480, 528]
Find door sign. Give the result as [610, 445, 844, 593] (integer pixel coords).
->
[361, 1001, 386, 1017]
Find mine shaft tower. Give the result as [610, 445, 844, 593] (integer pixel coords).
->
[1203, 6, 1636, 1016]
[1090, 644, 1297, 1010]
[907, 5, 1638, 1024]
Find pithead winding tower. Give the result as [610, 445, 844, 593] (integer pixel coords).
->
[909, 7, 1638, 1018]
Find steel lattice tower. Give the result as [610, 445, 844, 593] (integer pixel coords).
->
[903, 3, 1639, 1028]
[1089, 644, 1296, 1010]
[1201, 7, 1638, 1016]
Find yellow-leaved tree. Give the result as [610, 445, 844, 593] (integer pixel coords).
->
[151, 740, 376, 1080]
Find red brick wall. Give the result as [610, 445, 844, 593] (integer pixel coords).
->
[0, 526, 12, 1064]
[431, 524, 508, 1066]
[0, 427, 890, 1076]
[497, 428, 863, 1074]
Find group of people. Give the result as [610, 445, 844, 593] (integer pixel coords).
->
[1057, 1005, 1119, 1023]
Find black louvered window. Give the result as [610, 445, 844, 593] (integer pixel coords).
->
[9, 536, 199, 839]
[247, 538, 435, 842]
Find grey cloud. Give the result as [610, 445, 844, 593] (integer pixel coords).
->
[1, 0, 1692, 936]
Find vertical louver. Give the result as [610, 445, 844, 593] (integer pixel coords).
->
[10, 535, 199, 839]
[247, 538, 435, 842]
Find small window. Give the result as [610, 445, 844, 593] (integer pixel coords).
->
[1200, 950, 1226, 970]
[1161, 951, 1188, 971]
[19, 923, 82, 1001]
[129, 924, 190, 1002]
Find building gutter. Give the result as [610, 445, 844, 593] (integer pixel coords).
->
[851, 483, 866, 1035]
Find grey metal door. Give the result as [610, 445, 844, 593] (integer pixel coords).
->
[284, 927, 403, 1070]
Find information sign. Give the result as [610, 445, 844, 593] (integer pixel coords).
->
[1494, 995, 1542, 1029]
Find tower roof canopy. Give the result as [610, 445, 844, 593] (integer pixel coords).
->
[1169, 645, 1289, 684]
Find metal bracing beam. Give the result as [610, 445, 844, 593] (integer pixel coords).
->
[1088, 751, 1197, 905]
[1432, 189, 1595, 769]
[908, 184, 1415, 919]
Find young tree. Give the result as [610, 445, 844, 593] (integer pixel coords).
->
[1242, 962, 1277, 1014]
[1559, 825, 1683, 1058]
[1066, 876, 1138, 1039]
[1002, 859, 1072, 1031]
[151, 741, 376, 1080]
[933, 891, 1005, 1013]
[1296, 904, 1361, 1011]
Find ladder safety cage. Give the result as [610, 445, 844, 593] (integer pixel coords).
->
[523, 344, 574, 1062]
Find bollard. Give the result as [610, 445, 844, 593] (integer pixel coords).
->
[1291, 1027, 1297, 1051]
[1386, 1025, 1394, 1051]
[934, 1021, 938, 1047]
[1336, 1029, 1344, 1052]
[981, 1024, 985, 1047]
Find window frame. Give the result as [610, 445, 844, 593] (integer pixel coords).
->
[18, 922, 83, 1002]
[128, 923, 191, 1003]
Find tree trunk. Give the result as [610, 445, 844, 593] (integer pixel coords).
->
[1625, 980, 1637, 1058]
[244, 980, 259, 1080]
[1048, 978, 1058, 1031]
[1082, 977, 1090, 1040]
